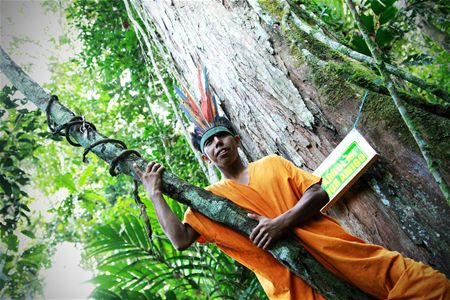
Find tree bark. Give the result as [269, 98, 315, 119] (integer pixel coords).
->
[136, 0, 450, 277]
[0, 45, 371, 299]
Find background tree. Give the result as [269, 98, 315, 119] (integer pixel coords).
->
[0, 86, 53, 299]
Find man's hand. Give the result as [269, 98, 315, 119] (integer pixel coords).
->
[248, 213, 287, 250]
[133, 161, 164, 200]
[247, 184, 328, 250]
[133, 161, 199, 250]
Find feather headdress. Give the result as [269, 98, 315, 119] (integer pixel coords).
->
[175, 66, 234, 153]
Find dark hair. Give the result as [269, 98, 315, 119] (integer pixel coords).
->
[190, 117, 236, 152]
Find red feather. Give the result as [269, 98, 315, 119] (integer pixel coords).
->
[182, 85, 200, 116]
[183, 85, 208, 128]
[198, 67, 214, 122]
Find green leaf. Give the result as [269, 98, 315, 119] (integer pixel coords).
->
[19, 210, 31, 225]
[5, 235, 18, 252]
[89, 287, 121, 300]
[79, 164, 94, 186]
[2, 157, 13, 168]
[55, 173, 77, 193]
[168, 199, 183, 219]
[360, 14, 374, 33]
[129, 216, 150, 249]
[19, 203, 30, 212]
[21, 230, 36, 239]
[165, 290, 177, 300]
[17, 259, 39, 271]
[88, 274, 118, 288]
[14, 114, 24, 126]
[17, 108, 29, 114]
[87, 242, 136, 257]
[122, 215, 140, 247]
[83, 190, 107, 204]
[375, 27, 395, 47]
[21, 244, 47, 259]
[80, 199, 96, 215]
[95, 225, 121, 241]
[370, 0, 395, 15]
[98, 250, 149, 267]
[380, 5, 398, 25]
[0, 92, 18, 108]
[370, 0, 384, 15]
[119, 290, 149, 300]
[96, 264, 122, 274]
[0, 175, 12, 195]
[351, 36, 371, 56]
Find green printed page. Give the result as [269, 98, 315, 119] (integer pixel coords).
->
[321, 142, 368, 198]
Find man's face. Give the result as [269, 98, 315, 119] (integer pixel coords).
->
[202, 132, 240, 167]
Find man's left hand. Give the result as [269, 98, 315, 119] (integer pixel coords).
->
[248, 213, 286, 250]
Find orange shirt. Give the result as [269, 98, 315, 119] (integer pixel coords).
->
[184, 155, 449, 299]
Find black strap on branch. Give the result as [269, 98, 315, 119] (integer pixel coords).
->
[45, 95, 153, 241]
[46, 95, 97, 147]
[109, 149, 141, 176]
[82, 138, 127, 163]
[52, 116, 97, 147]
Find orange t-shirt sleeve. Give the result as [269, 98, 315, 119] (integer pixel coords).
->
[183, 207, 208, 244]
[277, 155, 322, 194]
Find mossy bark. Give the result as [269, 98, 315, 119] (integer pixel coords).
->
[301, 49, 450, 119]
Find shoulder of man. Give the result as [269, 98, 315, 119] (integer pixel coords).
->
[257, 154, 282, 164]
[258, 154, 294, 168]
[204, 180, 228, 193]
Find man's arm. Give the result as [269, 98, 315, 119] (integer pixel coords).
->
[134, 162, 199, 251]
[248, 184, 329, 250]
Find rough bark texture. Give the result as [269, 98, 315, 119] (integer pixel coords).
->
[0, 45, 372, 299]
[141, 0, 450, 277]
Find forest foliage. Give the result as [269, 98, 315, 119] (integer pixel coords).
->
[0, 0, 448, 299]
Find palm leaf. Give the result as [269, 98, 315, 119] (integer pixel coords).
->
[89, 287, 121, 300]
[129, 215, 151, 249]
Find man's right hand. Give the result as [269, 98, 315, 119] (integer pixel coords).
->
[133, 161, 164, 200]
[133, 161, 200, 250]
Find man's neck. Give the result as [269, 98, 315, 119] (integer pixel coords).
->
[220, 156, 247, 182]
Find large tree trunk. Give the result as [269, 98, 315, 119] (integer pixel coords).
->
[140, 0, 450, 276]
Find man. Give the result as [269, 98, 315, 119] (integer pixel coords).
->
[133, 68, 449, 299]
